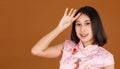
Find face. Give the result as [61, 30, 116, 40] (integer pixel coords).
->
[75, 14, 94, 46]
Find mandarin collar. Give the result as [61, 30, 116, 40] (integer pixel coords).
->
[76, 41, 99, 51]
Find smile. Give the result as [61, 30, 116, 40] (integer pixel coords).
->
[80, 33, 88, 38]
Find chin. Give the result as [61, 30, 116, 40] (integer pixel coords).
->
[80, 38, 91, 43]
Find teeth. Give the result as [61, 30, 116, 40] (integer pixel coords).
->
[80, 34, 88, 37]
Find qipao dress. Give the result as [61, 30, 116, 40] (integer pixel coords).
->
[60, 40, 114, 69]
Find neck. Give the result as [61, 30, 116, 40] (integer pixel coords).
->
[82, 41, 94, 47]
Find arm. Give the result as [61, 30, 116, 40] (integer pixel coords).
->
[31, 27, 64, 58]
[31, 8, 80, 58]
[102, 64, 115, 69]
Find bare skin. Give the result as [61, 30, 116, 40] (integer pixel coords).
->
[31, 8, 80, 58]
[31, 8, 114, 69]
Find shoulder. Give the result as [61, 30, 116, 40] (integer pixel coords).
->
[63, 40, 75, 46]
[98, 47, 113, 58]
[62, 40, 76, 51]
[97, 47, 115, 67]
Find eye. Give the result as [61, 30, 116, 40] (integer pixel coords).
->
[76, 23, 81, 26]
[85, 22, 91, 25]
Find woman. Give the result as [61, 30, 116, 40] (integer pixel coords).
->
[31, 6, 114, 69]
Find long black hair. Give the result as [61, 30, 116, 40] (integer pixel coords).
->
[71, 6, 107, 46]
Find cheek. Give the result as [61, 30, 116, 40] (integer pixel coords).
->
[75, 27, 80, 34]
[88, 28, 93, 36]
[88, 28, 92, 32]
[87, 25, 93, 33]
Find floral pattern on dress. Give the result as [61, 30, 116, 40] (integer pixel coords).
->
[59, 40, 114, 69]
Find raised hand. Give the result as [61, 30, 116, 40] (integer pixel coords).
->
[57, 8, 81, 30]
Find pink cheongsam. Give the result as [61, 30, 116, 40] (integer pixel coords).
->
[60, 40, 114, 69]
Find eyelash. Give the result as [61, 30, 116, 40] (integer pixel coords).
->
[76, 22, 91, 26]
[86, 23, 90, 25]
[76, 23, 81, 26]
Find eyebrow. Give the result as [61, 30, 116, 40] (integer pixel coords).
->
[76, 20, 91, 22]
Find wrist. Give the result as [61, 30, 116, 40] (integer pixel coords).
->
[56, 26, 64, 32]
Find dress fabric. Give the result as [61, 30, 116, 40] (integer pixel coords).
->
[59, 40, 114, 69]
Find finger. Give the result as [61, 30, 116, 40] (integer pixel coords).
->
[71, 9, 76, 17]
[64, 8, 68, 16]
[68, 8, 74, 16]
[73, 13, 81, 20]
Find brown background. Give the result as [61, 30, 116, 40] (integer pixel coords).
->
[0, 0, 120, 69]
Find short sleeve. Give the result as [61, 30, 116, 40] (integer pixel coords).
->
[62, 40, 75, 51]
[102, 53, 115, 67]
[60, 40, 76, 68]
[98, 47, 115, 67]
[90, 47, 115, 68]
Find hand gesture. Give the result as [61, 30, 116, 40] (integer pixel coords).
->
[57, 8, 80, 30]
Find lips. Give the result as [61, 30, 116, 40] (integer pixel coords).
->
[80, 33, 88, 38]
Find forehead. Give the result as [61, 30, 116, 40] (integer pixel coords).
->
[76, 14, 91, 22]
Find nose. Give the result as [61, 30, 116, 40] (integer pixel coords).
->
[81, 25, 85, 32]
